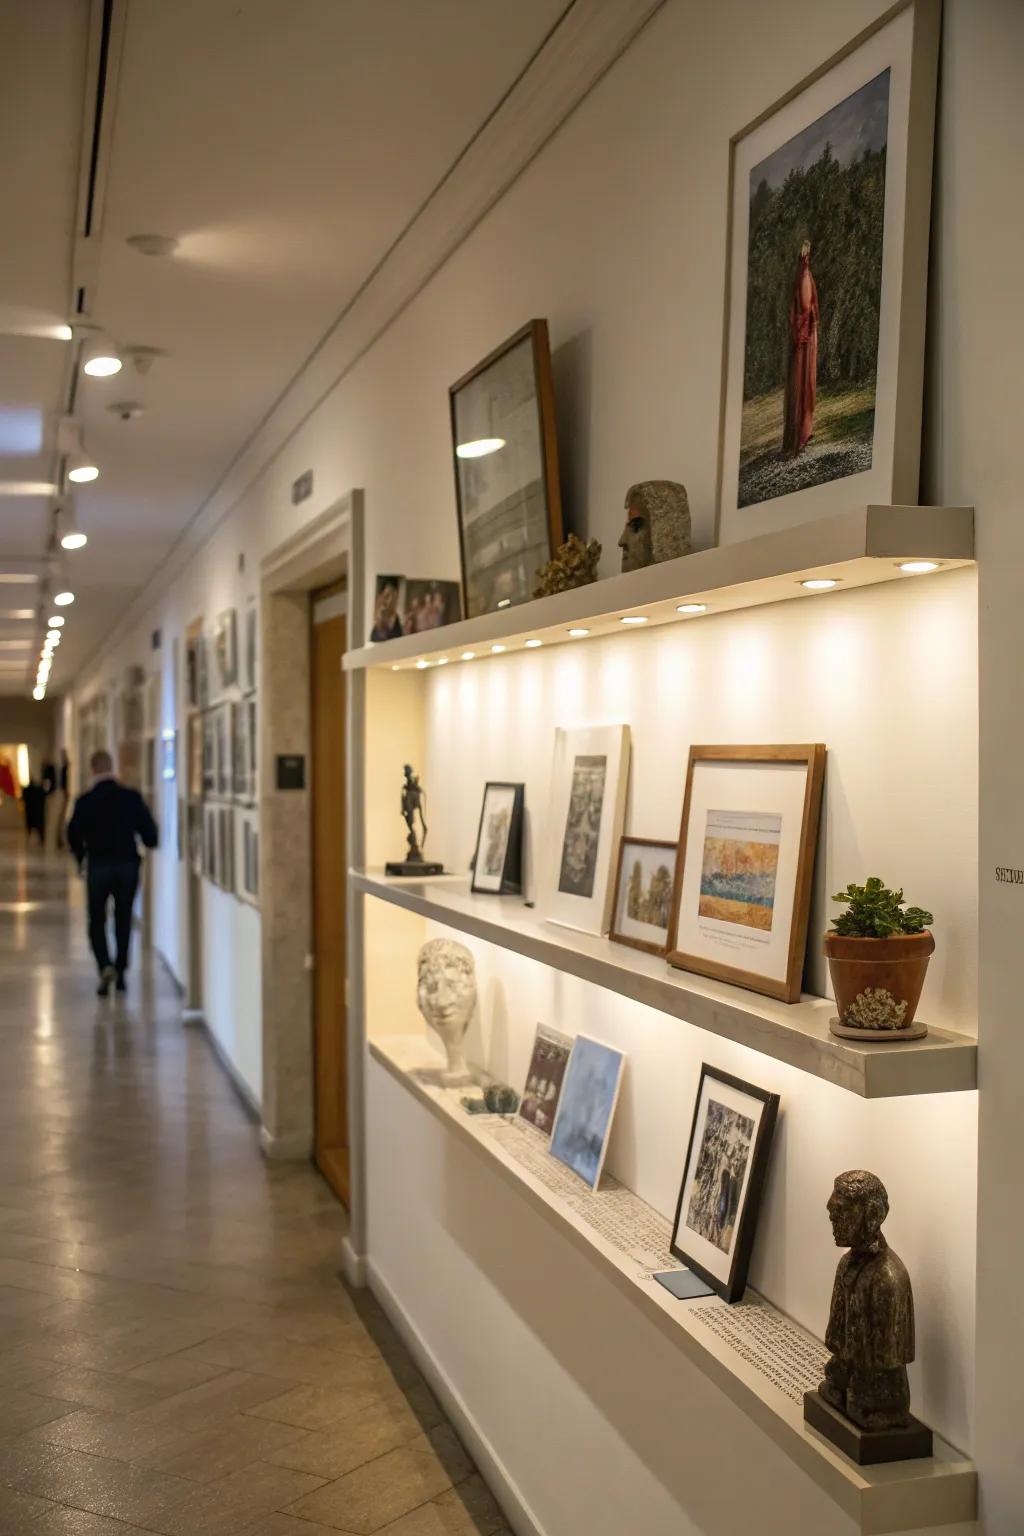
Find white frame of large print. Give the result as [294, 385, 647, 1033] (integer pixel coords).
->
[542, 724, 630, 935]
[668, 745, 825, 1003]
[716, 0, 940, 543]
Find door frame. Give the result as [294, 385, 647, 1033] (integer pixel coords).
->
[258, 491, 366, 1275]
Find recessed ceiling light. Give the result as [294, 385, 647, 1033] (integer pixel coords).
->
[620, 615, 648, 625]
[32, 686, 45, 700]
[81, 336, 122, 377]
[391, 664, 400, 671]
[461, 651, 475, 661]
[677, 602, 707, 614]
[490, 644, 506, 654]
[415, 659, 429, 670]
[60, 523, 87, 550]
[53, 591, 75, 606]
[66, 452, 98, 484]
[436, 657, 449, 665]
[898, 559, 941, 574]
[524, 639, 542, 648]
[126, 233, 179, 257]
[45, 630, 61, 643]
[568, 627, 589, 638]
[800, 577, 840, 591]
[47, 615, 64, 627]
[455, 438, 506, 460]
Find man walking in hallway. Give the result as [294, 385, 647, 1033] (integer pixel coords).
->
[67, 749, 158, 996]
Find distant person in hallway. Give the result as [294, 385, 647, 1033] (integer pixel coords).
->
[21, 778, 46, 844]
[67, 750, 158, 997]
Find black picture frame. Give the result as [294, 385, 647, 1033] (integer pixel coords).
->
[470, 781, 524, 896]
[449, 319, 564, 619]
[670, 1064, 779, 1303]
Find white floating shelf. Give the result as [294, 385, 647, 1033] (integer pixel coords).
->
[354, 871, 977, 1099]
[370, 1033, 977, 1535]
[345, 504, 974, 671]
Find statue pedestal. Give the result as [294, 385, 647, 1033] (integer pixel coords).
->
[385, 859, 445, 877]
[803, 1390, 933, 1465]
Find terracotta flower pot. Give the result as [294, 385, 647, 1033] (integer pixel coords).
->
[824, 931, 935, 1041]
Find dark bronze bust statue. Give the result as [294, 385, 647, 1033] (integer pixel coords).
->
[804, 1170, 932, 1464]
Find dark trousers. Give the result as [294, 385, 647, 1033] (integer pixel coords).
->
[86, 860, 140, 975]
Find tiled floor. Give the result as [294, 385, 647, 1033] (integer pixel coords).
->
[0, 837, 508, 1535]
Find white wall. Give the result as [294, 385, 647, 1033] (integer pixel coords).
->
[69, 0, 1021, 1526]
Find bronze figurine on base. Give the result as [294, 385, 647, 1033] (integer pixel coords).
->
[386, 764, 444, 877]
[803, 1171, 932, 1465]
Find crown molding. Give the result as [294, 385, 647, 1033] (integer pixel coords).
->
[76, 0, 665, 679]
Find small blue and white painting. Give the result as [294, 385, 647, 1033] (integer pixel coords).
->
[550, 1035, 625, 1190]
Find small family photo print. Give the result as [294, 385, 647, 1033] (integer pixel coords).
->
[370, 576, 463, 642]
[668, 745, 825, 1001]
[671, 1064, 779, 1302]
[543, 724, 630, 936]
[550, 1035, 625, 1191]
[518, 1023, 572, 1136]
[609, 836, 677, 956]
[471, 782, 524, 895]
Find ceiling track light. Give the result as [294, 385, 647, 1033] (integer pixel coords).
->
[53, 590, 75, 607]
[66, 449, 98, 484]
[81, 333, 123, 378]
[57, 503, 87, 551]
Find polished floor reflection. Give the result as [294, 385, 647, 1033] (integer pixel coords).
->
[0, 838, 505, 1534]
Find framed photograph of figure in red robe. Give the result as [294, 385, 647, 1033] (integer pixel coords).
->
[716, 0, 940, 544]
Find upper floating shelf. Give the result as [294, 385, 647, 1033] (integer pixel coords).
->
[353, 870, 977, 1099]
[345, 504, 975, 671]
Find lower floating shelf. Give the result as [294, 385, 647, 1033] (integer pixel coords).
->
[369, 1033, 977, 1535]
[354, 871, 977, 1099]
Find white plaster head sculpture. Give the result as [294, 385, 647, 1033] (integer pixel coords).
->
[618, 481, 692, 572]
[417, 937, 477, 1082]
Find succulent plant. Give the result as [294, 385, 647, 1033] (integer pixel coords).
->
[830, 877, 933, 939]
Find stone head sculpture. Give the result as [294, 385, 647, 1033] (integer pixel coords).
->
[827, 1169, 889, 1250]
[417, 937, 476, 1082]
[618, 481, 691, 572]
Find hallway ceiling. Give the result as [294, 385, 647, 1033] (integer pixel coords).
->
[0, 0, 569, 697]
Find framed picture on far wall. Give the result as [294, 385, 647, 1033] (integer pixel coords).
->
[542, 724, 630, 936]
[471, 781, 524, 895]
[716, 0, 940, 543]
[550, 1035, 626, 1192]
[609, 836, 677, 957]
[668, 745, 825, 1003]
[215, 609, 238, 690]
[370, 575, 463, 642]
[518, 1024, 572, 1137]
[670, 1064, 779, 1303]
[450, 319, 564, 618]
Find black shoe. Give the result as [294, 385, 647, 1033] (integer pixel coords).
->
[97, 965, 116, 997]
[115, 973, 127, 994]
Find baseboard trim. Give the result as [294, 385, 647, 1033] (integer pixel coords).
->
[259, 1125, 314, 1162]
[191, 1016, 261, 1124]
[367, 1258, 545, 1536]
[156, 948, 185, 997]
[341, 1236, 367, 1289]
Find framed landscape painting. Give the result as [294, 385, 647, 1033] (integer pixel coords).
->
[541, 724, 630, 936]
[716, 0, 940, 542]
[668, 745, 825, 1002]
[671, 1064, 779, 1302]
[450, 320, 563, 618]
[609, 836, 677, 957]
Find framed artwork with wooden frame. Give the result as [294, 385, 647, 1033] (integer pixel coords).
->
[670, 1064, 780, 1302]
[609, 836, 677, 957]
[449, 319, 564, 619]
[667, 745, 825, 1002]
[471, 781, 524, 896]
[715, 0, 940, 544]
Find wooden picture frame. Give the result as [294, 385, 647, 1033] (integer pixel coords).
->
[715, 0, 940, 544]
[667, 744, 825, 1002]
[449, 319, 564, 619]
[470, 781, 524, 896]
[609, 836, 677, 957]
[670, 1064, 779, 1303]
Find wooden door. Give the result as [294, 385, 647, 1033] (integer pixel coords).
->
[311, 584, 349, 1205]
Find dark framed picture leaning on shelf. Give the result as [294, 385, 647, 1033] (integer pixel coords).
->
[671, 1064, 779, 1303]
[716, 0, 940, 544]
[449, 319, 563, 617]
[668, 744, 826, 1003]
[471, 781, 524, 895]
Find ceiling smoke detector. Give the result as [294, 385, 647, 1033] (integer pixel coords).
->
[126, 233, 179, 257]
[122, 345, 166, 376]
[108, 401, 144, 422]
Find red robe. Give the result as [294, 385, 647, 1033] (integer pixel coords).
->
[783, 255, 819, 456]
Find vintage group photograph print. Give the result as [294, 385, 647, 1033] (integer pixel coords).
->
[370, 575, 463, 642]
[670, 1064, 780, 1302]
[450, 319, 563, 618]
[471, 781, 524, 895]
[543, 724, 630, 936]
[518, 1023, 572, 1136]
[668, 745, 825, 1002]
[717, 1, 940, 541]
[609, 836, 678, 956]
[550, 1034, 625, 1192]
